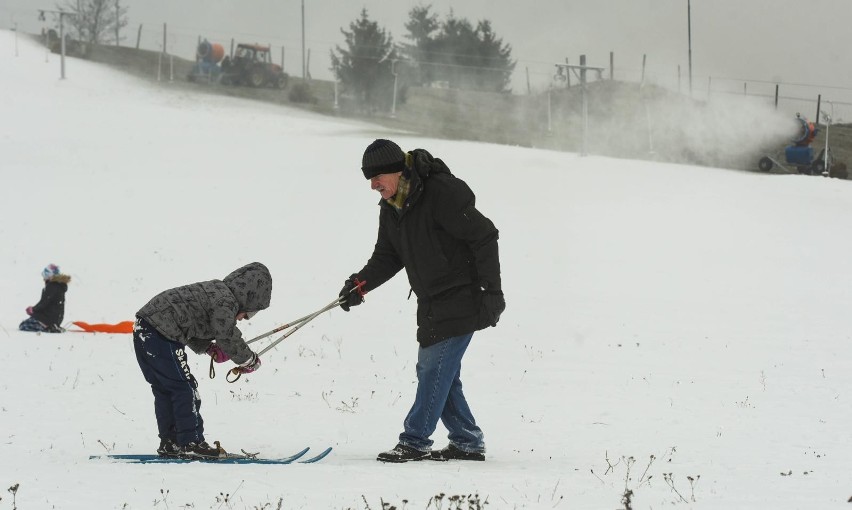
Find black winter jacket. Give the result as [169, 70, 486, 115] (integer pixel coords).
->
[356, 149, 502, 346]
[31, 278, 69, 328]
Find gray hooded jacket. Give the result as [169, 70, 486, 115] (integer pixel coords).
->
[136, 262, 272, 364]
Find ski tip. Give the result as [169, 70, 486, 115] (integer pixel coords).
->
[300, 446, 333, 463]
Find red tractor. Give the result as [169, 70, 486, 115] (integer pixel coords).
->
[220, 43, 288, 89]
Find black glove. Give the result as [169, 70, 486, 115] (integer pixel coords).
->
[481, 289, 505, 327]
[339, 273, 365, 312]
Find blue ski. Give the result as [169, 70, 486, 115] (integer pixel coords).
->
[299, 446, 333, 463]
[90, 447, 315, 464]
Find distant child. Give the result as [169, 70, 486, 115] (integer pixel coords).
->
[19, 263, 70, 333]
[133, 262, 271, 459]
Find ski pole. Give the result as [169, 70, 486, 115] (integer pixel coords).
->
[246, 280, 366, 345]
[227, 280, 367, 383]
[245, 310, 325, 345]
[226, 298, 339, 383]
[254, 295, 345, 357]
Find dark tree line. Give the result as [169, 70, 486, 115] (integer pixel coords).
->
[403, 6, 514, 92]
[331, 5, 515, 112]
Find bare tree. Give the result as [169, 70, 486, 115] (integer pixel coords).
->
[58, 0, 128, 45]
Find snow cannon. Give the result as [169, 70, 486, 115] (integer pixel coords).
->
[188, 39, 225, 83]
[196, 40, 225, 64]
[758, 114, 825, 174]
[791, 115, 817, 146]
[784, 114, 818, 167]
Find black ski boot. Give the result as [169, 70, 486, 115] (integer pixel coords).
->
[180, 440, 225, 459]
[376, 443, 430, 463]
[157, 438, 180, 458]
[430, 444, 485, 461]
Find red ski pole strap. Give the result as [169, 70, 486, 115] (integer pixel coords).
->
[352, 278, 367, 299]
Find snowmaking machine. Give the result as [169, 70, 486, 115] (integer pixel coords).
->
[187, 39, 226, 83]
[757, 114, 843, 177]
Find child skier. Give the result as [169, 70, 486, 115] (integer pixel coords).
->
[19, 263, 70, 333]
[134, 262, 271, 459]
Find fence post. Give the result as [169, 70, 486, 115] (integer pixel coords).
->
[565, 58, 570, 87]
[547, 83, 552, 133]
[609, 51, 614, 80]
[774, 84, 779, 109]
[678, 65, 681, 94]
[815, 95, 821, 124]
[580, 54, 588, 156]
[115, 0, 120, 45]
[136, 24, 142, 49]
[306, 48, 312, 79]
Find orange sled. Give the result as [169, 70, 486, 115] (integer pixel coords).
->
[72, 321, 134, 333]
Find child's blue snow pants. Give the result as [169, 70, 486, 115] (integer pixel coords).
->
[133, 318, 205, 446]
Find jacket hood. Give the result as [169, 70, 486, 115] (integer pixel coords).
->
[47, 274, 72, 284]
[409, 148, 453, 180]
[223, 262, 272, 312]
[383, 148, 453, 209]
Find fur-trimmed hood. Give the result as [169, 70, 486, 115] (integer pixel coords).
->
[47, 274, 71, 284]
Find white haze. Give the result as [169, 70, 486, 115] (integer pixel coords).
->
[1, 0, 851, 110]
[1, 30, 851, 510]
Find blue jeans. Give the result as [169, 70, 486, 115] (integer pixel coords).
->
[133, 319, 205, 446]
[398, 332, 485, 453]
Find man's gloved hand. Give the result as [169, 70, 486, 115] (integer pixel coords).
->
[206, 343, 230, 363]
[480, 284, 505, 327]
[25, 306, 33, 316]
[339, 274, 366, 312]
[236, 352, 261, 374]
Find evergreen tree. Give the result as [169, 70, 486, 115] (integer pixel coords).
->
[470, 19, 514, 92]
[330, 9, 397, 112]
[402, 5, 440, 86]
[403, 7, 515, 93]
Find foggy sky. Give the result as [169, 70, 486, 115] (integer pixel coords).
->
[3, 0, 851, 106]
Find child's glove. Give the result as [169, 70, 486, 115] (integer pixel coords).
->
[25, 306, 33, 316]
[206, 343, 230, 363]
[236, 352, 261, 374]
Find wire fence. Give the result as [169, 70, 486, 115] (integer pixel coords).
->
[4, 6, 851, 124]
[558, 58, 852, 125]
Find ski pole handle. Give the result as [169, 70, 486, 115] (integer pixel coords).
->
[246, 284, 363, 345]
[255, 296, 343, 357]
[246, 312, 319, 345]
[229, 300, 337, 382]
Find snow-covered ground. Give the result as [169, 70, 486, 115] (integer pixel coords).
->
[1, 31, 850, 509]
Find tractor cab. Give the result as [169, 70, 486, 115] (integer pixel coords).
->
[234, 44, 269, 64]
[221, 43, 288, 89]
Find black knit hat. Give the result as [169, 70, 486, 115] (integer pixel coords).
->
[362, 139, 406, 179]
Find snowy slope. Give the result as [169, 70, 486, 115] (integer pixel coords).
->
[1, 31, 851, 509]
